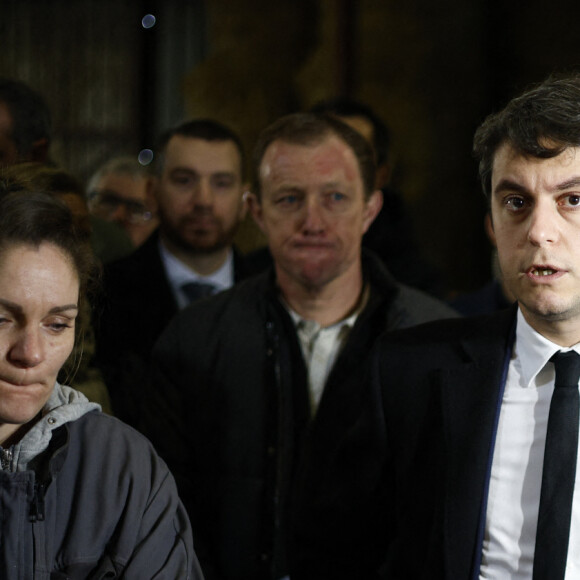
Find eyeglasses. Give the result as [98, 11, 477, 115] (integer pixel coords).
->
[89, 190, 153, 224]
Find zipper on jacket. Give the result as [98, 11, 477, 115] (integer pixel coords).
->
[29, 482, 46, 522]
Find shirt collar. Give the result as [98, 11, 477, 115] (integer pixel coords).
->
[158, 238, 234, 291]
[282, 283, 369, 332]
[516, 307, 580, 387]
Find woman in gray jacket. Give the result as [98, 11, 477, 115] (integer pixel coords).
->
[0, 188, 203, 579]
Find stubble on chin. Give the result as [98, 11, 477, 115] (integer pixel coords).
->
[519, 291, 580, 324]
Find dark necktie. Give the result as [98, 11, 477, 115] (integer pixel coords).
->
[533, 350, 580, 580]
[181, 281, 216, 304]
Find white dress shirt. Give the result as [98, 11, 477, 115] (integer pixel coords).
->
[158, 239, 234, 309]
[284, 288, 367, 415]
[291, 313, 357, 414]
[480, 308, 580, 579]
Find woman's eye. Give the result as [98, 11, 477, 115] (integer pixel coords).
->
[47, 320, 73, 333]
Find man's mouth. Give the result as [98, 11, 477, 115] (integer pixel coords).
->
[525, 264, 566, 280]
[530, 267, 558, 276]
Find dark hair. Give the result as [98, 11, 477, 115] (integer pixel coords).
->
[0, 78, 51, 156]
[0, 184, 99, 375]
[310, 97, 391, 167]
[155, 118, 245, 178]
[2, 162, 85, 198]
[473, 73, 580, 200]
[0, 163, 91, 238]
[252, 112, 376, 199]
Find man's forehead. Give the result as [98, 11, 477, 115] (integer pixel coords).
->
[165, 135, 242, 172]
[97, 172, 148, 194]
[492, 141, 580, 178]
[260, 136, 360, 181]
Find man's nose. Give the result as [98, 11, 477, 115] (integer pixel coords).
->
[527, 202, 560, 246]
[192, 180, 213, 206]
[109, 203, 130, 224]
[301, 198, 325, 234]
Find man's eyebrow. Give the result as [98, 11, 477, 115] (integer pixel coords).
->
[494, 177, 580, 195]
[272, 185, 303, 194]
[210, 171, 237, 179]
[493, 178, 529, 195]
[169, 167, 199, 176]
[556, 177, 580, 191]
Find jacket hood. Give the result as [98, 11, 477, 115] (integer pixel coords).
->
[11, 382, 101, 472]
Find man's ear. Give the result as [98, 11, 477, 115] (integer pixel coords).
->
[484, 212, 496, 247]
[245, 191, 266, 233]
[238, 183, 250, 221]
[362, 189, 383, 234]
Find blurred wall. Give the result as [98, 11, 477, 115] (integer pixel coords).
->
[3, 0, 580, 293]
[183, 0, 580, 293]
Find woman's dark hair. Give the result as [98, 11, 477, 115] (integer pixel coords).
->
[0, 186, 99, 379]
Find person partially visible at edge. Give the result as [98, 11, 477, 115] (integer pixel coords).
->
[0, 77, 50, 168]
[0, 187, 204, 578]
[374, 73, 580, 579]
[0, 77, 133, 263]
[142, 112, 457, 580]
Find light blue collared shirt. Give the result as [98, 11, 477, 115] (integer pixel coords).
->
[158, 239, 234, 309]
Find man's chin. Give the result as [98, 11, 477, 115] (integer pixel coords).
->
[169, 230, 233, 255]
[184, 240, 229, 255]
[520, 296, 580, 323]
[297, 263, 341, 290]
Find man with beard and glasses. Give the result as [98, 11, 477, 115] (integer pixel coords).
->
[94, 119, 252, 424]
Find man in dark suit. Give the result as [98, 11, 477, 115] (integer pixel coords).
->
[95, 119, 250, 423]
[376, 73, 580, 579]
[142, 112, 457, 580]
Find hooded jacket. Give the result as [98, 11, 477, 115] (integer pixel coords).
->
[0, 383, 204, 579]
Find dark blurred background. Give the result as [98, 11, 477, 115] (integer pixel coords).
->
[2, 0, 580, 294]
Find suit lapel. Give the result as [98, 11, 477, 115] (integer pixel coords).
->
[437, 308, 516, 579]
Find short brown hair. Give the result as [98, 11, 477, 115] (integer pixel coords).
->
[252, 112, 376, 199]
